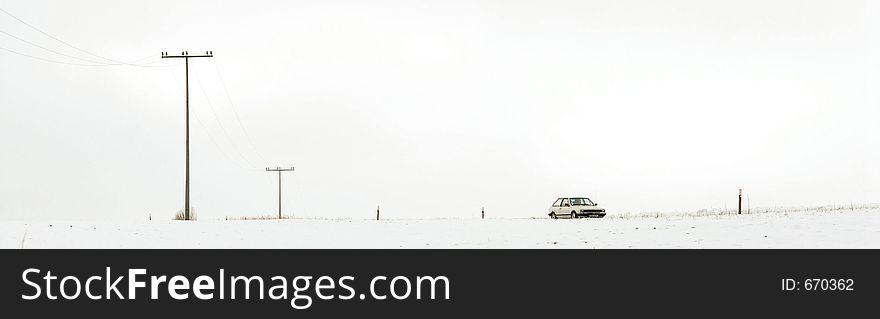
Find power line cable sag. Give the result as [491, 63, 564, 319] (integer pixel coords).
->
[0, 29, 163, 66]
[0, 45, 109, 66]
[0, 7, 172, 67]
[192, 64, 264, 169]
[2, 6, 128, 65]
[1, 5, 268, 166]
[211, 57, 270, 164]
[0, 29, 110, 64]
[0, 44, 179, 68]
[1, 47, 257, 170]
[167, 69, 257, 171]
[193, 107, 257, 172]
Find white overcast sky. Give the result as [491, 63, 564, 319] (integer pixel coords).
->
[0, 0, 878, 220]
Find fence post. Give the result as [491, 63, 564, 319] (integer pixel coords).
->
[376, 205, 380, 221]
[738, 189, 742, 215]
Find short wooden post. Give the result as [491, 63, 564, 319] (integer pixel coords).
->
[738, 189, 742, 215]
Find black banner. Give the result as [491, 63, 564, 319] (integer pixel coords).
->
[1, 250, 877, 317]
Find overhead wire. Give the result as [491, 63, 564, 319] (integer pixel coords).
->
[0, 45, 112, 66]
[0, 42, 179, 68]
[1, 6, 132, 65]
[0, 7, 175, 67]
[193, 109, 257, 172]
[0, 6, 271, 168]
[211, 57, 270, 164]
[192, 64, 264, 169]
[167, 68, 257, 172]
[0, 29, 109, 64]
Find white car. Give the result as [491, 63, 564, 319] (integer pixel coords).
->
[548, 197, 606, 219]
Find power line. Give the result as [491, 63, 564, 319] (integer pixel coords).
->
[2, 28, 163, 66]
[168, 68, 256, 172]
[0, 45, 107, 66]
[194, 108, 259, 171]
[192, 64, 263, 169]
[211, 57, 270, 164]
[0, 44, 178, 68]
[91, 52, 167, 66]
[0, 29, 107, 64]
[0, 7, 169, 67]
[126, 56, 174, 66]
[1, 6, 125, 64]
[119, 53, 158, 65]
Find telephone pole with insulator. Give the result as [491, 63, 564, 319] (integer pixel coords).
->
[266, 167, 295, 219]
[161, 50, 213, 221]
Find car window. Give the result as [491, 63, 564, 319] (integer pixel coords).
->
[575, 198, 594, 205]
[561, 198, 569, 206]
[571, 198, 593, 206]
[552, 199, 563, 207]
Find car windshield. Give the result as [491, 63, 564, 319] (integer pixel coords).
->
[570, 198, 594, 206]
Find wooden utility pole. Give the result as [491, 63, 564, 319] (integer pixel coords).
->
[266, 167, 295, 219]
[161, 51, 213, 221]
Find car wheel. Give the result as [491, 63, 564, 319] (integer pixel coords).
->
[550, 213, 557, 219]
[570, 212, 577, 219]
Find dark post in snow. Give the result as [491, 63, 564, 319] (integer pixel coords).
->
[482, 207, 485, 219]
[376, 205, 380, 221]
[266, 167, 295, 219]
[161, 51, 213, 221]
[738, 189, 742, 215]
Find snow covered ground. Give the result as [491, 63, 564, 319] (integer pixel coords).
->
[2, 206, 879, 249]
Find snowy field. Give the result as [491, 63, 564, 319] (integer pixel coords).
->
[2, 206, 879, 249]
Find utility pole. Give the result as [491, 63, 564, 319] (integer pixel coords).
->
[738, 189, 743, 215]
[162, 51, 213, 221]
[266, 167, 295, 219]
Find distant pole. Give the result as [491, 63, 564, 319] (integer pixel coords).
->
[738, 189, 742, 215]
[482, 207, 485, 219]
[278, 170, 281, 218]
[266, 167, 295, 219]
[376, 205, 380, 221]
[162, 51, 213, 220]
